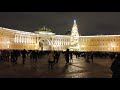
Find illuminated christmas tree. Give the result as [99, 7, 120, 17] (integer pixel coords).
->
[70, 20, 80, 47]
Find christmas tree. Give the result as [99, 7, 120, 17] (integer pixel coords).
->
[70, 20, 79, 47]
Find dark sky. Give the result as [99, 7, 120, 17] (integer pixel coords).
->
[0, 12, 120, 36]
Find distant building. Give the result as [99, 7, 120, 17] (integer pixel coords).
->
[0, 20, 120, 52]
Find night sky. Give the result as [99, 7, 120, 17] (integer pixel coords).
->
[0, 12, 120, 36]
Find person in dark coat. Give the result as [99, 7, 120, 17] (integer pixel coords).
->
[65, 49, 70, 64]
[90, 53, 94, 62]
[14, 50, 19, 64]
[54, 51, 60, 63]
[21, 49, 27, 64]
[70, 51, 73, 63]
[111, 53, 120, 78]
[11, 50, 15, 63]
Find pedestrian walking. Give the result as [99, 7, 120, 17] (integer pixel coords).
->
[48, 51, 54, 69]
[21, 49, 27, 64]
[65, 49, 70, 64]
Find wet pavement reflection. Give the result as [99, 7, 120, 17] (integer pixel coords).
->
[0, 55, 112, 78]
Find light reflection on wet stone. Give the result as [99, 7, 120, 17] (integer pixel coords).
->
[0, 55, 113, 78]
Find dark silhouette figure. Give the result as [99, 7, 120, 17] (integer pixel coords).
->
[90, 53, 94, 62]
[65, 49, 69, 64]
[6, 51, 10, 62]
[14, 50, 19, 64]
[70, 52, 73, 63]
[11, 51, 16, 63]
[85, 53, 90, 63]
[21, 49, 27, 64]
[30, 51, 34, 62]
[111, 54, 120, 78]
[54, 51, 60, 63]
[33, 51, 38, 62]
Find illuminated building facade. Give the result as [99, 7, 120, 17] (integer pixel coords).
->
[0, 20, 120, 52]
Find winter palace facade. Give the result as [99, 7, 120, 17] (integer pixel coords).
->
[0, 20, 120, 52]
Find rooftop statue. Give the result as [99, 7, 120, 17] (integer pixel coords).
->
[35, 26, 53, 34]
[38, 26, 51, 32]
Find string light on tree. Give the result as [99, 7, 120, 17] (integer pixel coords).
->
[70, 20, 80, 47]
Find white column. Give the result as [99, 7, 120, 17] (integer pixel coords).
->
[18, 35, 20, 43]
[31, 37, 32, 44]
[23, 36, 25, 43]
[67, 39, 68, 45]
[34, 37, 35, 44]
[17, 35, 18, 43]
[28, 36, 29, 43]
[61, 39, 62, 45]
[33, 36, 35, 43]
[24, 35, 26, 43]
[57, 39, 58, 45]
[57, 39, 59, 45]
[65, 39, 66, 45]
[63, 39, 65, 45]
[30, 36, 32, 44]
[15, 35, 16, 43]
[22, 35, 24, 43]
[27, 36, 29, 43]
[19, 35, 22, 43]
[24, 36, 26, 43]
[64, 39, 65, 45]
[31, 37, 33, 44]
[35, 37, 38, 44]
[22, 36, 24, 43]
[33, 37, 34, 44]
[26, 36, 28, 43]
[16, 35, 18, 43]
[29, 36, 31, 44]
[52, 38, 54, 45]
[21, 35, 23, 43]
[59, 38, 60, 45]
[32, 37, 33, 44]
[56, 39, 58, 45]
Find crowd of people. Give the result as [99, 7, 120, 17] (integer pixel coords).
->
[0, 49, 120, 78]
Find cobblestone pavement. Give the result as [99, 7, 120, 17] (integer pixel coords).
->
[0, 55, 113, 78]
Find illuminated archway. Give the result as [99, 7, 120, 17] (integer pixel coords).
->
[39, 38, 52, 51]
